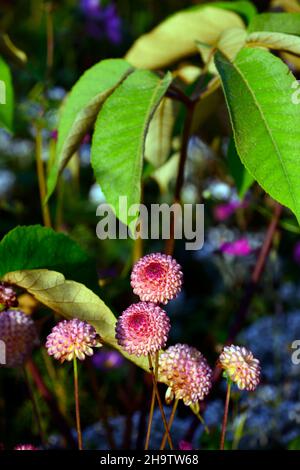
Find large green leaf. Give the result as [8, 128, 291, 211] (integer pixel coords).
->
[248, 13, 300, 34]
[215, 48, 300, 223]
[125, 5, 244, 69]
[91, 70, 172, 225]
[46, 59, 133, 200]
[227, 138, 254, 199]
[246, 31, 300, 54]
[0, 55, 13, 131]
[0, 225, 98, 289]
[3, 269, 150, 373]
[214, 1, 257, 22]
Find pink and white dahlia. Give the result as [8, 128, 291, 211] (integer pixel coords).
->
[131, 253, 183, 304]
[46, 319, 101, 363]
[115, 302, 170, 356]
[218, 344, 261, 391]
[0, 309, 39, 367]
[159, 344, 212, 406]
[0, 282, 18, 309]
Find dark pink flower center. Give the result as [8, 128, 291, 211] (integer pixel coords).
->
[128, 313, 147, 331]
[144, 261, 166, 280]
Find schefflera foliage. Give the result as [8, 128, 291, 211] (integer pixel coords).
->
[5, 2, 300, 376]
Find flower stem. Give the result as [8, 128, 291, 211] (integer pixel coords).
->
[73, 357, 83, 450]
[35, 125, 52, 228]
[148, 354, 173, 449]
[220, 380, 232, 450]
[144, 385, 156, 450]
[160, 398, 179, 450]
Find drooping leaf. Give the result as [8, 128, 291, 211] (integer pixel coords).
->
[227, 138, 254, 199]
[215, 47, 300, 223]
[151, 153, 180, 194]
[248, 13, 300, 35]
[46, 59, 134, 200]
[0, 225, 98, 289]
[145, 97, 176, 168]
[0, 55, 13, 131]
[246, 31, 300, 55]
[125, 5, 244, 69]
[3, 269, 150, 372]
[91, 70, 173, 226]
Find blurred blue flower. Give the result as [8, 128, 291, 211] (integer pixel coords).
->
[80, 0, 122, 44]
[91, 349, 124, 370]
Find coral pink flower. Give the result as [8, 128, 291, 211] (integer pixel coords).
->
[218, 344, 261, 391]
[131, 253, 183, 304]
[159, 344, 212, 406]
[220, 238, 251, 256]
[115, 302, 170, 356]
[46, 319, 101, 363]
[0, 282, 18, 309]
[0, 310, 39, 367]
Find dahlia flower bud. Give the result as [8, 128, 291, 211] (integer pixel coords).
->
[159, 344, 212, 406]
[0, 282, 18, 309]
[131, 253, 183, 304]
[14, 444, 37, 450]
[218, 344, 261, 391]
[0, 310, 39, 367]
[115, 302, 170, 356]
[46, 319, 101, 363]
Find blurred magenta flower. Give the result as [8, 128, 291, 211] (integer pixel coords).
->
[14, 444, 37, 450]
[293, 241, 300, 264]
[220, 238, 252, 256]
[214, 200, 246, 222]
[80, 0, 122, 44]
[179, 440, 193, 450]
[92, 349, 124, 370]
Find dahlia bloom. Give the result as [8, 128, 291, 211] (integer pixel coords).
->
[131, 253, 183, 304]
[0, 282, 18, 309]
[115, 302, 170, 356]
[0, 309, 39, 367]
[159, 344, 212, 406]
[14, 444, 37, 450]
[46, 319, 101, 363]
[218, 344, 261, 391]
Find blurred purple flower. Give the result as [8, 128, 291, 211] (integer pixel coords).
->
[179, 440, 193, 450]
[293, 241, 300, 264]
[214, 200, 246, 222]
[92, 349, 124, 370]
[80, 0, 122, 44]
[220, 238, 252, 256]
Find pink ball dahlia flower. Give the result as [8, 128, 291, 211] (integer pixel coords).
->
[0, 309, 39, 367]
[46, 319, 101, 363]
[115, 302, 170, 356]
[159, 344, 212, 406]
[0, 282, 18, 309]
[131, 253, 183, 304]
[218, 344, 261, 391]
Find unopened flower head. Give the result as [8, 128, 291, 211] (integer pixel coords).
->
[131, 253, 183, 304]
[159, 344, 212, 406]
[0, 309, 39, 367]
[14, 444, 37, 450]
[46, 319, 101, 363]
[115, 302, 170, 356]
[0, 282, 18, 309]
[218, 344, 261, 391]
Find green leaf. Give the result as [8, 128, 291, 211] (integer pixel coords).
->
[46, 59, 134, 200]
[3, 269, 150, 373]
[145, 97, 176, 168]
[0, 55, 13, 131]
[214, 1, 257, 22]
[215, 48, 300, 223]
[125, 5, 244, 69]
[227, 138, 254, 199]
[91, 70, 173, 225]
[248, 13, 300, 35]
[0, 225, 98, 289]
[247, 31, 300, 55]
